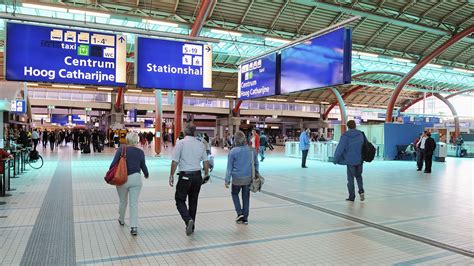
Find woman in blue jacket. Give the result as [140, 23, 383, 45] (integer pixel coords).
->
[225, 131, 259, 224]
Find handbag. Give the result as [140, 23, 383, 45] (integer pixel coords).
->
[250, 149, 265, 193]
[105, 146, 128, 186]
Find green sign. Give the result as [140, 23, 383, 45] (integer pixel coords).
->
[85, 107, 92, 111]
[77, 45, 90, 56]
[48, 105, 55, 109]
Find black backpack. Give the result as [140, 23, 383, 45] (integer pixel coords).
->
[361, 132, 376, 162]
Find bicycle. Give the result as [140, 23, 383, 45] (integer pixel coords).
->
[25, 148, 44, 169]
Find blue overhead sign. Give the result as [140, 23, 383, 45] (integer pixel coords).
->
[10, 100, 26, 113]
[238, 53, 278, 100]
[280, 28, 352, 94]
[136, 37, 212, 91]
[5, 22, 127, 86]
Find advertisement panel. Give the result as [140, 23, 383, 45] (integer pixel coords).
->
[5, 22, 126, 86]
[136, 37, 212, 91]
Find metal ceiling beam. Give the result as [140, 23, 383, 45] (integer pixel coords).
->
[269, 0, 290, 31]
[293, 0, 474, 43]
[297, 6, 317, 34]
[385, 27, 409, 50]
[240, 0, 254, 24]
[403, 32, 428, 53]
[440, 3, 469, 23]
[328, 88, 347, 134]
[364, 22, 390, 47]
[386, 25, 474, 122]
[421, 1, 443, 18]
[173, 0, 180, 14]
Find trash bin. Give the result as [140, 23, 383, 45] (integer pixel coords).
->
[435, 142, 447, 162]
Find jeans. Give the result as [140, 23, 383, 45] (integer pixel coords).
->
[456, 145, 462, 157]
[116, 173, 143, 228]
[301, 149, 309, 167]
[231, 184, 250, 219]
[259, 146, 265, 160]
[416, 149, 425, 170]
[175, 172, 202, 223]
[347, 164, 364, 200]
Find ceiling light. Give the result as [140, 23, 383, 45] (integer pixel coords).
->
[393, 57, 412, 63]
[23, 3, 67, 12]
[51, 84, 67, 88]
[295, 100, 313, 103]
[190, 93, 204, 96]
[320, 101, 331, 105]
[266, 98, 287, 102]
[68, 85, 86, 89]
[69, 9, 110, 18]
[98, 87, 114, 91]
[353, 51, 379, 57]
[28, 83, 39, 86]
[210, 29, 242, 37]
[225, 95, 237, 98]
[452, 67, 471, 73]
[265, 37, 291, 43]
[427, 63, 443, 68]
[142, 19, 179, 28]
[127, 89, 142, 93]
[352, 104, 369, 107]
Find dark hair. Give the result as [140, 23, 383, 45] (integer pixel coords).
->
[184, 123, 196, 136]
[426, 132, 431, 137]
[347, 120, 356, 129]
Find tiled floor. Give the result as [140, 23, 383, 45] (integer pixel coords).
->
[0, 144, 473, 265]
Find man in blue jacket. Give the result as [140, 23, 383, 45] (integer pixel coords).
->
[299, 128, 310, 168]
[333, 120, 365, 202]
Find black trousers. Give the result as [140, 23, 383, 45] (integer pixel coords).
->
[42, 139, 47, 148]
[417, 149, 425, 170]
[301, 149, 309, 167]
[175, 172, 202, 224]
[424, 153, 433, 172]
[32, 139, 39, 151]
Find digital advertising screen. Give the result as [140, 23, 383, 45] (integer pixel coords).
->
[238, 53, 278, 100]
[280, 28, 351, 94]
[5, 22, 127, 86]
[136, 37, 212, 91]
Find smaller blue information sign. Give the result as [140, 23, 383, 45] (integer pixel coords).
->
[238, 53, 278, 100]
[136, 37, 212, 91]
[10, 100, 26, 113]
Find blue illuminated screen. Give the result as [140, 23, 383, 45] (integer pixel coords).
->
[280, 28, 351, 94]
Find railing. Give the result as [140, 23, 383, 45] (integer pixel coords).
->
[285, 141, 338, 162]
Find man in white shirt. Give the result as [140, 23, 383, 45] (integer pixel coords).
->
[169, 123, 210, 236]
[416, 131, 428, 171]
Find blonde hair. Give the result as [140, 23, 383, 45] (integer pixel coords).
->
[126, 132, 139, 145]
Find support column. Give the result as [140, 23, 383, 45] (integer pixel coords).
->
[154, 90, 163, 155]
[329, 88, 348, 134]
[174, 0, 216, 138]
[433, 93, 460, 139]
[386, 25, 474, 121]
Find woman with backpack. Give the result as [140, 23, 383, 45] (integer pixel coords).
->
[109, 132, 149, 236]
[224, 131, 259, 225]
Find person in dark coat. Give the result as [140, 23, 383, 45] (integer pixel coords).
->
[42, 129, 49, 149]
[423, 132, 436, 174]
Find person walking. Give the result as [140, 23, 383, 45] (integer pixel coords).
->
[49, 131, 56, 152]
[333, 120, 365, 202]
[169, 123, 210, 236]
[249, 130, 260, 154]
[299, 128, 310, 168]
[31, 129, 40, 151]
[423, 132, 436, 174]
[110, 132, 149, 236]
[259, 131, 267, 162]
[42, 129, 48, 149]
[416, 132, 428, 171]
[225, 131, 258, 225]
[455, 136, 464, 157]
[203, 133, 211, 155]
